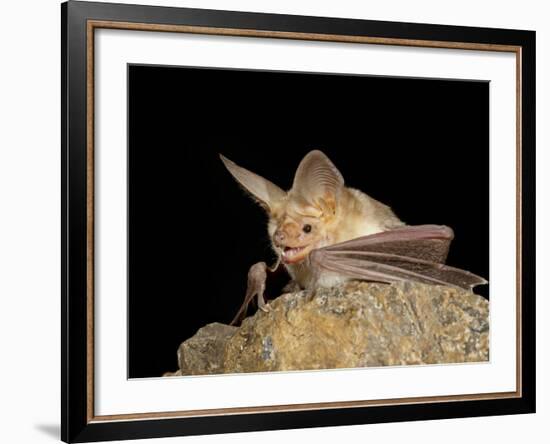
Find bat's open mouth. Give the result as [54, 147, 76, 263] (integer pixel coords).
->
[282, 245, 309, 264]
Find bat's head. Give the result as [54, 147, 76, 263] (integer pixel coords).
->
[220, 150, 344, 264]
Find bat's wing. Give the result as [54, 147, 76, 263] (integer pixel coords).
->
[309, 225, 487, 291]
[230, 261, 284, 326]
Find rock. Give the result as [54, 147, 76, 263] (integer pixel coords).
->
[176, 322, 238, 375]
[163, 369, 183, 377]
[167, 282, 488, 376]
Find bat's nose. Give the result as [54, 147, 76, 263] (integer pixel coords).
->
[273, 230, 286, 246]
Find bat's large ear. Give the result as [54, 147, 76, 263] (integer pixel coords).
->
[220, 154, 286, 213]
[292, 150, 344, 215]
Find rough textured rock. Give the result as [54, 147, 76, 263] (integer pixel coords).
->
[176, 322, 238, 375]
[167, 282, 488, 376]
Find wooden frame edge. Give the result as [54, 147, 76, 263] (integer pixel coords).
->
[90, 391, 520, 423]
[89, 19, 521, 52]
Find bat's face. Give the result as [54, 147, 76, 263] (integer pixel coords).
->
[220, 150, 344, 264]
[268, 199, 334, 265]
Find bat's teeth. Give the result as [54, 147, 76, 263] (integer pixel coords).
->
[282, 246, 306, 261]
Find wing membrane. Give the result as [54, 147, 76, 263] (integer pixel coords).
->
[310, 225, 487, 290]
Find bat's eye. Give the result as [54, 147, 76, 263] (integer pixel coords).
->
[302, 224, 312, 233]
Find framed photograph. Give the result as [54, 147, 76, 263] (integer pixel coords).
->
[61, 1, 535, 442]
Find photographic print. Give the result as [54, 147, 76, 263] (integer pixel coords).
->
[127, 65, 489, 379]
[63, 2, 534, 440]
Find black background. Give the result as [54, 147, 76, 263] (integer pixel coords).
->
[128, 64, 489, 379]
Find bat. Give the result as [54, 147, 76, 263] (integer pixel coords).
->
[220, 150, 488, 325]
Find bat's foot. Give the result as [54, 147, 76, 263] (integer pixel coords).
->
[282, 280, 302, 294]
[257, 294, 272, 312]
[304, 288, 316, 302]
[259, 303, 272, 313]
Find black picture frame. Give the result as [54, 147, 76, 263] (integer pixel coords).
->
[61, 1, 536, 442]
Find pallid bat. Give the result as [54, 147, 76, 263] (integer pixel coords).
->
[220, 150, 487, 325]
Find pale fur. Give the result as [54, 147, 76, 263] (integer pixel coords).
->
[270, 187, 404, 290]
[221, 151, 405, 292]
